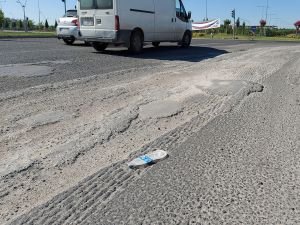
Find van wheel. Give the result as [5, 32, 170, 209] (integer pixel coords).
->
[181, 32, 191, 48]
[129, 30, 143, 53]
[84, 41, 90, 46]
[63, 38, 75, 45]
[152, 42, 160, 48]
[92, 42, 108, 52]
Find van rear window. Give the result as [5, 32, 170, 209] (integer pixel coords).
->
[80, 0, 113, 9]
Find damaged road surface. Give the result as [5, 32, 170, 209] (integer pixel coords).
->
[0, 39, 299, 224]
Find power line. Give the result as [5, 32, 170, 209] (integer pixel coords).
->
[256, 6, 265, 19]
[0, 0, 6, 9]
[265, 0, 269, 22]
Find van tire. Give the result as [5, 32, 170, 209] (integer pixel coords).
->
[92, 42, 108, 52]
[129, 30, 144, 53]
[84, 41, 90, 46]
[152, 42, 160, 47]
[181, 31, 191, 48]
[63, 38, 75, 45]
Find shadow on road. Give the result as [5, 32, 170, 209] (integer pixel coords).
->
[94, 46, 228, 62]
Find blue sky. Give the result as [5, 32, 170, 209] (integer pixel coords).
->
[0, 0, 299, 28]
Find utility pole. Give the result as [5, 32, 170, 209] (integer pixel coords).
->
[16, 0, 27, 32]
[205, 0, 208, 21]
[38, 0, 40, 30]
[62, 0, 66, 14]
[265, 0, 269, 24]
[232, 9, 236, 39]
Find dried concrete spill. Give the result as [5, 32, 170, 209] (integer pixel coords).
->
[139, 100, 182, 119]
[18, 111, 71, 129]
[0, 64, 53, 77]
[197, 80, 255, 96]
[0, 150, 33, 177]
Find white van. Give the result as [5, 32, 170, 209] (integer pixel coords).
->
[77, 0, 192, 53]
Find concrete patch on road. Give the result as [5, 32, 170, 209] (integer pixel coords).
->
[0, 148, 35, 177]
[139, 100, 182, 119]
[219, 81, 264, 113]
[197, 80, 252, 96]
[18, 111, 70, 129]
[0, 64, 53, 78]
[38, 60, 71, 65]
[287, 73, 300, 86]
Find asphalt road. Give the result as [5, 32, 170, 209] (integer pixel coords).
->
[0, 38, 299, 225]
[85, 53, 300, 225]
[0, 38, 298, 93]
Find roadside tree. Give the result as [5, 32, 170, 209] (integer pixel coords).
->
[38, 22, 44, 30]
[17, 19, 23, 30]
[242, 21, 246, 35]
[11, 19, 17, 30]
[4, 18, 10, 29]
[45, 19, 49, 30]
[224, 19, 231, 34]
[236, 17, 240, 28]
[260, 19, 266, 36]
[28, 19, 34, 30]
[0, 9, 4, 29]
[294, 21, 300, 35]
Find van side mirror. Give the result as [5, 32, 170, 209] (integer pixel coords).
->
[187, 11, 192, 20]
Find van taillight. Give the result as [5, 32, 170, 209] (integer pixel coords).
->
[72, 19, 79, 27]
[115, 15, 120, 31]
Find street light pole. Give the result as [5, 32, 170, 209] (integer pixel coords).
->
[62, 0, 66, 14]
[265, 0, 269, 23]
[16, 0, 27, 32]
[38, 0, 40, 30]
[205, 0, 208, 21]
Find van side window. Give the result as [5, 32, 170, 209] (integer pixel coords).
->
[175, 0, 187, 22]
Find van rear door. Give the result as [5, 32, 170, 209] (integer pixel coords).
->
[93, 0, 116, 38]
[79, 0, 115, 39]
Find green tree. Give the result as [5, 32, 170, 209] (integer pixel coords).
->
[17, 19, 23, 30]
[4, 18, 10, 29]
[260, 19, 267, 36]
[45, 19, 49, 30]
[0, 9, 4, 28]
[11, 20, 17, 30]
[28, 20, 34, 30]
[224, 19, 231, 34]
[236, 17, 240, 28]
[38, 22, 44, 30]
[242, 21, 246, 35]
